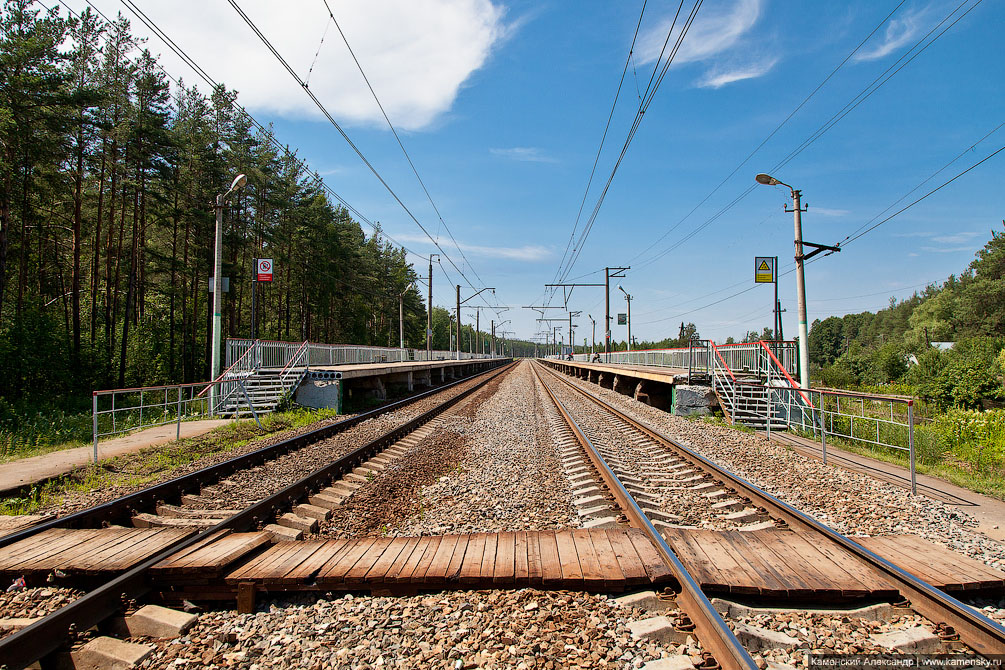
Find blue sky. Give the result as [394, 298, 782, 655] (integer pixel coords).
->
[65, 0, 1005, 346]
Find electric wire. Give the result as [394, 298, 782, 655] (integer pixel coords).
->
[556, 0, 703, 285]
[318, 0, 495, 304]
[633, 0, 984, 271]
[104, 0, 423, 259]
[629, 0, 911, 264]
[551, 0, 647, 287]
[223, 0, 498, 314]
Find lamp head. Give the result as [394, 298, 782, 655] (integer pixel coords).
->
[230, 173, 248, 193]
[755, 173, 780, 186]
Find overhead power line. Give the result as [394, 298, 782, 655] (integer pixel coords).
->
[318, 0, 494, 300]
[633, 0, 984, 270]
[630, 0, 911, 265]
[551, 0, 648, 287]
[99, 0, 423, 259]
[224, 0, 497, 313]
[555, 0, 703, 285]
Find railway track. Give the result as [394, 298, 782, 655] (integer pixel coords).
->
[532, 361, 1005, 665]
[0, 361, 514, 670]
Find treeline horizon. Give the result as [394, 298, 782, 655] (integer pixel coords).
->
[0, 2, 527, 410]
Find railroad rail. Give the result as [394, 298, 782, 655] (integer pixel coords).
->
[0, 361, 515, 670]
[532, 361, 1005, 660]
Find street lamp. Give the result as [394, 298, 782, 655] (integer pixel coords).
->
[618, 286, 632, 353]
[211, 173, 248, 413]
[755, 173, 838, 390]
[399, 281, 415, 350]
[588, 314, 596, 356]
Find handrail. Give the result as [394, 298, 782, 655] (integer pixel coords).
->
[278, 340, 310, 377]
[197, 340, 260, 398]
[757, 342, 813, 408]
[814, 386, 914, 404]
[710, 343, 737, 381]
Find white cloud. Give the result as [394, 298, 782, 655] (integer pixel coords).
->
[931, 231, 981, 244]
[489, 147, 557, 163]
[921, 245, 977, 253]
[638, 0, 762, 66]
[636, 0, 773, 89]
[854, 6, 928, 62]
[73, 0, 508, 130]
[697, 57, 778, 88]
[810, 207, 851, 217]
[392, 233, 551, 261]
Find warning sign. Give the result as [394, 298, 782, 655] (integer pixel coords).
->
[754, 257, 775, 284]
[257, 258, 274, 282]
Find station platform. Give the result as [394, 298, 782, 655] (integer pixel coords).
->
[538, 359, 709, 413]
[296, 358, 510, 408]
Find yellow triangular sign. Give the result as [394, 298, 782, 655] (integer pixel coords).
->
[758, 260, 771, 271]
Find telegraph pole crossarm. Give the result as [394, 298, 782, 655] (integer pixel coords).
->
[797, 241, 841, 262]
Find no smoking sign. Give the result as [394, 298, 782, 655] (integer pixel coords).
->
[257, 258, 274, 282]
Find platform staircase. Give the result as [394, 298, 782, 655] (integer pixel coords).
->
[212, 342, 310, 416]
[710, 342, 811, 431]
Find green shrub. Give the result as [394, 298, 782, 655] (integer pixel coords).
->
[933, 408, 1005, 473]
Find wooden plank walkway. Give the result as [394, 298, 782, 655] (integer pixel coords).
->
[217, 528, 671, 593]
[661, 528, 1005, 599]
[0, 527, 194, 579]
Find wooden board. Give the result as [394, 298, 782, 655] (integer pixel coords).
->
[658, 529, 950, 599]
[211, 529, 671, 592]
[152, 531, 271, 578]
[857, 534, 1005, 593]
[0, 528, 193, 578]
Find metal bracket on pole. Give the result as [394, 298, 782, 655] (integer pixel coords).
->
[796, 241, 841, 262]
[238, 380, 262, 429]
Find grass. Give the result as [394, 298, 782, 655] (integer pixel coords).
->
[787, 427, 1005, 500]
[0, 406, 340, 516]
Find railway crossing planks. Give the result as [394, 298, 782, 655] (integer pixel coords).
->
[0, 528, 194, 579]
[203, 529, 674, 593]
[658, 528, 1002, 600]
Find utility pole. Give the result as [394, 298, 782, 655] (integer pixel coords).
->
[588, 314, 596, 355]
[618, 286, 632, 352]
[427, 255, 437, 360]
[491, 320, 495, 356]
[399, 282, 413, 350]
[548, 267, 626, 363]
[567, 311, 580, 356]
[756, 174, 839, 389]
[456, 285, 496, 360]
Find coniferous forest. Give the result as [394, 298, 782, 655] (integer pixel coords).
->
[0, 1, 444, 407]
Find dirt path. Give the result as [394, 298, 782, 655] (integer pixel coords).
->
[0, 419, 234, 494]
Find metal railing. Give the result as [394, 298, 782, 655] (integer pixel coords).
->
[92, 379, 260, 464]
[571, 341, 798, 375]
[226, 338, 496, 369]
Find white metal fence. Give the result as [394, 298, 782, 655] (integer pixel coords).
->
[225, 338, 497, 368]
[91, 378, 260, 463]
[570, 341, 798, 377]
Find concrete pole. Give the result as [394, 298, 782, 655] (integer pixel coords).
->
[568, 312, 573, 356]
[627, 294, 632, 352]
[455, 284, 461, 360]
[590, 316, 595, 355]
[491, 320, 495, 357]
[604, 267, 610, 362]
[210, 193, 224, 413]
[399, 290, 405, 350]
[476, 310, 480, 355]
[427, 256, 433, 359]
[792, 189, 810, 389]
